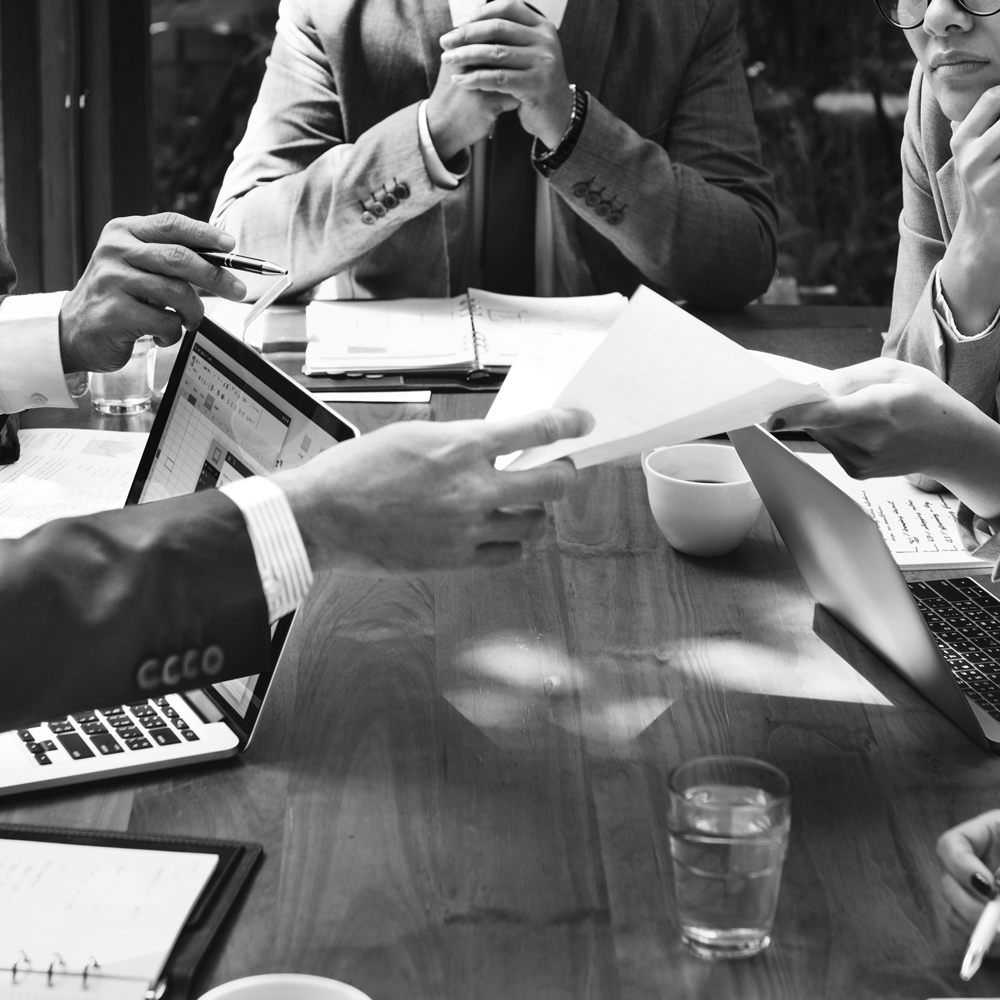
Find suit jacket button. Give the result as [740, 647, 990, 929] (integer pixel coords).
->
[370, 201, 388, 218]
[382, 191, 399, 209]
[572, 181, 590, 198]
[393, 181, 410, 200]
[607, 211, 624, 226]
[596, 201, 611, 218]
[361, 211, 376, 225]
[585, 188, 604, 208]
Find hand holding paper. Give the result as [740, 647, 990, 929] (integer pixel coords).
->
[486, 285, 831, 470]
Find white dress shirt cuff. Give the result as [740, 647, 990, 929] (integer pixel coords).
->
[220, 475, 314, 622]
[0, 291, 75, 413]
[417, 100, 471, 190]
[933, 265, 1000, 342]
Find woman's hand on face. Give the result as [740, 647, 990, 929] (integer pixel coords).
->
[770, 358, 985, 481]
[951, 86, 1000, 254]
[938, 810, 1000, 958]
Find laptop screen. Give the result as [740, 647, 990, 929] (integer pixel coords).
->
[126, 318, 357, 732]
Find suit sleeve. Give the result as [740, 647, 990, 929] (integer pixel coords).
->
[0, 489, 271, 732]
[883, 67, 1000, 415]
[545, 0, 777, 308]
[211, 0, 450, 299]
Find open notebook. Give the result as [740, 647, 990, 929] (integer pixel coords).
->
[0, 837, 217, 999]
[303, 288, 627, 375]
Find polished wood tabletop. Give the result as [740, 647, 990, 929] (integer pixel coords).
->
[9, 306, 1000, 1000]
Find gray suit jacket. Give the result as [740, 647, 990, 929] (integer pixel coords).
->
[213, 0, 777, 308]
[882, 65, 1000, 416]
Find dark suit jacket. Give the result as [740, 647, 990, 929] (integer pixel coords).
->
[213, 0, 777, 308]
[0, 235, 270, 733]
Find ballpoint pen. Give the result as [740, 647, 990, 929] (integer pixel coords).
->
[960, 888, 1000, 980]
[195, 251, 288, 276]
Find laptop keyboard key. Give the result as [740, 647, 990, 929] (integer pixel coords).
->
[90, 734, 124, 756]
[140, 717, 168, 730]
[180, 730, 199, 742]
[81, 722, 108, 736]
[125, 737, 153, 751]
[172, 720, 189, 730]
[16, 730, 35, 742]
[151, 729, 181, 747]
[48, 721, 74, 734]
[34, 753, 52, 765]
[56, 733, 95, 760]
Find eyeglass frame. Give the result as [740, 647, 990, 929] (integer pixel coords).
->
[874, 0, 1000, 28]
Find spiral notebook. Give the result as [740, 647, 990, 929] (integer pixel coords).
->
[0, 825, 261, 1000]
[303, 288, 627, 376]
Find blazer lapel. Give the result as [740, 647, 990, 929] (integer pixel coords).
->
[558, 0, 620, 98]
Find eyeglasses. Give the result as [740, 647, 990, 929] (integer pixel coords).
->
[874, 0, 1000, 28]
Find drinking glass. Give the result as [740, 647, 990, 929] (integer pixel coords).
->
[667, 755, 791, 959]
[89, 336, 156, 414]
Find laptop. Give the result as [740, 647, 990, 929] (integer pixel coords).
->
[0, 317, 358, 795]
[729, 424, 1000, 751]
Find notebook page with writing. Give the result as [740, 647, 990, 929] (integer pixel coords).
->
[304, 296, 476, 373]
[468, 289, 627, 367]
[0, 839, 217, 999]
[488, 285, 830, 471]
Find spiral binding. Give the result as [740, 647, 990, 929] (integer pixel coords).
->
[463, 294, 487, 372]
[6, 952, 101, 987]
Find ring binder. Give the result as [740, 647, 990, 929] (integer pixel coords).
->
[47, 955, 66, 986]
[11, 952, 30, 984]
[0, 823, 262, 1000]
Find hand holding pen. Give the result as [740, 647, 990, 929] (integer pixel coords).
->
[937, 809, 1000, 978]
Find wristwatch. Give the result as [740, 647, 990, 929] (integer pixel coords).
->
[533, 84, 589, 178]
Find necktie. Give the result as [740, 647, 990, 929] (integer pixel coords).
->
[482, 111, 536, 295]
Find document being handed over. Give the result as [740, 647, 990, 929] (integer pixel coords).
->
[487, 285, 831, 470]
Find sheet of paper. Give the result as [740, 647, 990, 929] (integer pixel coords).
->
[470, 288, 627, 365]
[305, 296, 474, 372]
[799, 452, 991, 572]
[0, 839, 217, 984]
[0, 429, 146, 539]
[488, 285, 830, 471]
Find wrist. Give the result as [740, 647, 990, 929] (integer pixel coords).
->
[57, 309, 85, 374]
[535, 84, 576, 151]
[931, 404, 1000, 517]
[940, 229, 1000, 337]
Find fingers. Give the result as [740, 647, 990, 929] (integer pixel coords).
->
[442, 18, 535, 50]
[119, 270, 205, 332]
[495, 458, 578, 505]
[954, 85, 1000, 143]
[126, 212, 236, 252]
[938, 811, 1000, 887]
[442, 41, 535, 70]
[484, 505, 549, 543]
[942, 870, 989, 931]
[452, 0, 546, 28]
[481, 408, 593, 456]
[121, 240, 246, 303]
[770, 399, 850, 433]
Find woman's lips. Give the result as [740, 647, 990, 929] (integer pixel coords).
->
[930, 51, 991, 76]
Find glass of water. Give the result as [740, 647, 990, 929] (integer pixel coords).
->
[667, 755, 791, 959]
[89, 336, 156, 414]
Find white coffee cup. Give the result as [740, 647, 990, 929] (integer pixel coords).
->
[198, 974, 372, 1000]
[642, 443, 762, 557]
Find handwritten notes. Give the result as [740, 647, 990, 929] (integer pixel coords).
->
[0, 429, 146, 539]
[799, 452, 990, 574]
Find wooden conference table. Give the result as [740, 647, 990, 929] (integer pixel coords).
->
[7, 305, 1000, 1000]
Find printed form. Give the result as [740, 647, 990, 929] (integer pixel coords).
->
[0, 428, 146, 539]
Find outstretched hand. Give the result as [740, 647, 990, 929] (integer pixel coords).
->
[59, 213, 247, 374]
[273, 408, 593, 574]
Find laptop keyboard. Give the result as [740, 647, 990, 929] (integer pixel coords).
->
[15, 696, 200, 766]
[909, 577, 1000, 720]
